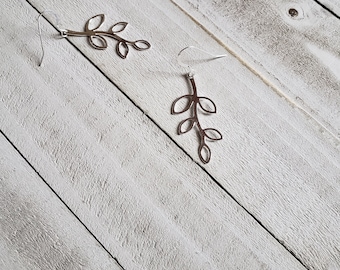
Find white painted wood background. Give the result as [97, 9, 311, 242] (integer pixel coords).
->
[0, 0, 339, 269]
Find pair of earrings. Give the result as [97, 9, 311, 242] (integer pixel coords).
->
[38, 13, 224, 164]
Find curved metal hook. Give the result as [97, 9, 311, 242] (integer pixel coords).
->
[37, 10, 66, 66]
[177, 46, 228, 76]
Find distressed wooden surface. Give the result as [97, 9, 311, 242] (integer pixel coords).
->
[0, 0, 339, 269]
[316, 0, 340, 16]
[0, 134, 123, 270]
[172, 0, 340, 139]
[0, 1, 307, 269]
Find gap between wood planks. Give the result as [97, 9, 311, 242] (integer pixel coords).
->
[0, 129, 125, 270]
[22, 0, 310, 268]
[170, 0, 340, 144]
[313, 0, 340, 19]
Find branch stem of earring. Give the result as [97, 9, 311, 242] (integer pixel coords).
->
[63, 30, 134, 44]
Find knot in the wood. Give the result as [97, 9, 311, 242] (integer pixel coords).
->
[288, 8, 299, 18]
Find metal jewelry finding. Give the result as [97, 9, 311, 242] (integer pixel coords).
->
[63, 14, 151, 59]
[38, 12, 151, 65]
[171, 73, 222, 164]
[172, 46, 226, 164]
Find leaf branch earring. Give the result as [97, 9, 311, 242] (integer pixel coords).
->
[171, 46, 227, 164]
[61, 14, 151, 58]
[37, 11, 151, 66]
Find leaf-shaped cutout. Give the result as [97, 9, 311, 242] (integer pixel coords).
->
[198, 143, 211, 164]
[88, 35, 107, 50]
[111, 22, 128, 33]
[177, 117, 195, 135]
[85, 14, 105, 31]
[198, 97, 217, 113]
[171, 95, 193, 115]
[116, 41, 129, 59]
[132, 40, 151, 51]
[204, 128, 222, 141]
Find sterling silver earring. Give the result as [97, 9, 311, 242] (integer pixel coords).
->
[60, 14, 151, 58]
[38, 11, 151, 66]
[172, 46, 226, 164]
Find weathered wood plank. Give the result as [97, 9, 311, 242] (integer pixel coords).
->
[0, 1, 308, 269]
[167, 0, 340, 268]
[315, 0, 340, 17]
[172, 0, 340, 139]
[0, 134, 123, 270]
[2, 0, 340, 269]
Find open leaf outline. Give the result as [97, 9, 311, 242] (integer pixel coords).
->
[88, 35, 107, 50]
[85, 14, 105, 31]
[204, 128, 222, 141]
[198, 97, 216, 113]
[111, 22, 128, 33]
[171, 95, 193, 115]
[133, 40, 151, 51]
[178, 117, 195, 134]
[198, 143, 211, 164]
[116, 41, 129, 58]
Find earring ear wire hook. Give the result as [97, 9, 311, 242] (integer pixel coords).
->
[37, 10, 66, 66]
[177, 46, 228, 76]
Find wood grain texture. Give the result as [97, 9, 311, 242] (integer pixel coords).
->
[1, 0, 339, 269]
[0, 1, 308, 269]
[0, 134, 123, 270]
[172, 0, 340, 139]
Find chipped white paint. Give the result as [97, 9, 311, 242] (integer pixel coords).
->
[0, 0, 339, 269]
